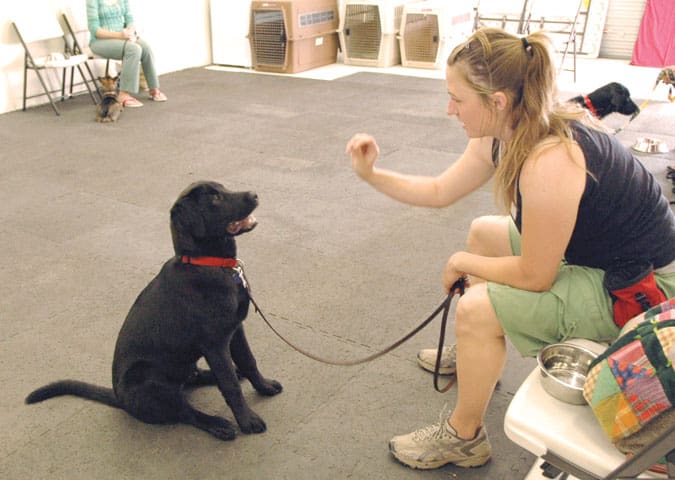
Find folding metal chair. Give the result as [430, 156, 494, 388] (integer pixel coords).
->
[61, 8, 113, 98]
[524, 0, 593, 83]
[473, 0, 532, 34]
[557, 0, 591, 83]
[12, 12, 97, 115]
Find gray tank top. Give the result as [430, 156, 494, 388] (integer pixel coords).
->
[493, 123, 675, 269]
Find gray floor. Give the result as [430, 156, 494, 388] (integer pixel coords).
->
[1, 65, 673, 480]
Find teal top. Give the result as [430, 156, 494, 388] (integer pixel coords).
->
[87, 0, 134, 44]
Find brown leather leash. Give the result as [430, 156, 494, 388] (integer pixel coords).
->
[246, 274, 466, 391]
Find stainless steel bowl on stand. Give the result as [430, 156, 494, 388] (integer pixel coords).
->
[536, 343, 598, 405]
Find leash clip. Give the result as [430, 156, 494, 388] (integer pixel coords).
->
[233, 261, 250, 293]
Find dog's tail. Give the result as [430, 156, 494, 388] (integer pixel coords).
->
[25, 380, 120, 409]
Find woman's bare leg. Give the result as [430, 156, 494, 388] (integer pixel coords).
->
[390, 216, 513, 469]
[417, 215, 512, 375]
[449, 215, 510, 438]
[466, 215, 512, 277]
[448, 284, 506, 439]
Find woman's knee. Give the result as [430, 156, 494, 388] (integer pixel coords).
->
[454, 285, 503, 339]
[466, 215, 512, 257]
[124, 42, 142, 61]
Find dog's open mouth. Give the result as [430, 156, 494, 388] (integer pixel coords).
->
[227, 215, 257, 235]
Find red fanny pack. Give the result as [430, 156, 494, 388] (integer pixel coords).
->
[603, 260, 667, 328]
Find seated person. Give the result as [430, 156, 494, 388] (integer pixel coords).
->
[346, 27, 675, 470]
[87, 0, 167, 107]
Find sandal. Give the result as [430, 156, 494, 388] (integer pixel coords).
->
[121, 96, 143, 108]
[149, 89, 167, 102]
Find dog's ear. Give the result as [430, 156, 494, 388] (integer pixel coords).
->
[170, 199, 206, 253]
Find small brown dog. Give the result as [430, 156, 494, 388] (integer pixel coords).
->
[656, 66, 674, 102]
[96, 75, 123, 123]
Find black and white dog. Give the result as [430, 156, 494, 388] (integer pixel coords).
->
[569, 82, 640, 119]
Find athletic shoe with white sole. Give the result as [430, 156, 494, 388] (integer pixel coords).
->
[389, 410, 491, 469]
[416, 344, 456, 375]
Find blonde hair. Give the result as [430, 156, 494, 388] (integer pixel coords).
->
[447, 28, 594, 210]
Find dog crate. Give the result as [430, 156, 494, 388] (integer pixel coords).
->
[399, 0, 473, 69]
[338, 0, 407, 68]
[249, 0, 339, 74]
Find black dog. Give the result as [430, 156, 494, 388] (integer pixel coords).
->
[569, 82, 640, 119]
[26, 181, 282, 441]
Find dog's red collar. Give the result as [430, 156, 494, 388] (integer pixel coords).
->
[181, 255, 238, 268]
[583, 95, 599, 118]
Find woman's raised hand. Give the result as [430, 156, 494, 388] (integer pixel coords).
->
[346, 133, 380, 181]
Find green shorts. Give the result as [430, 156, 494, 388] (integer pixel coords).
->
[487, 220, 675, 357]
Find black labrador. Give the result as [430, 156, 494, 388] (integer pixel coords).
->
[26, 181, 282, 441]
[569, 82, 640, 119]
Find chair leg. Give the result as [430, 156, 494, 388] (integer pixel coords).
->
[77, 65, 98, 105]
[84, 62, 103, 101]
[33, 68, 60, 116]
[572, 35, 577, 83]
[22, 64, 28, 111]
[60, 68, 67, 101]
[69, 66, 75, 98]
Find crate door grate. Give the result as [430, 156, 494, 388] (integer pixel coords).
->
[252, 9, 286, 66]
[344, 4, 382, 60]
[404, 13, 439, 63]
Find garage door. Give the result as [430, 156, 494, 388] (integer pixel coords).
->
[599, 0, 646, 59]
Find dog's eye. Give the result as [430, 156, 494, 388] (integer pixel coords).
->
[210, 194, 221, 204]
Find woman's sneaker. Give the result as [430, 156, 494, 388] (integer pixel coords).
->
[389, 412, 491, 469]
[416, 344, 456, 375]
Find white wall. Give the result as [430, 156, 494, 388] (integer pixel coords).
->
[0, 0, 211, 114]
[1, 0, 566, 115]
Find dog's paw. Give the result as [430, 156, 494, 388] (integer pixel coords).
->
[208, 421, 238, 441]
[253, 378, 283, 397]
[188, 413, 238, 441]
[238, 411, 267, 434]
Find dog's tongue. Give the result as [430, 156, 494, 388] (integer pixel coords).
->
[227, 215, 256, 234]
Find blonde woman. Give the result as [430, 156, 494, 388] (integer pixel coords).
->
[346, 28, 675, 469]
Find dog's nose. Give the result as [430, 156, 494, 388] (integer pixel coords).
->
[247, 192, 259, 205]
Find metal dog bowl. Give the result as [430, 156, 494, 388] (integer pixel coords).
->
[631, 137, 669, 154]
[537, 343, 598, 405]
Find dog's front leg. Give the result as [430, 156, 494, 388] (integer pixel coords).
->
[201, 345, 267, 434]
[230, 326, 283, 396]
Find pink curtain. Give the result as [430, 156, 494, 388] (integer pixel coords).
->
[631, 0, 675, 67]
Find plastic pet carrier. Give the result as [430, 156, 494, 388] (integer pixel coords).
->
[399, 0, 473, 69]
[338, 0, 407, 67]
[249, 0, 339, 73]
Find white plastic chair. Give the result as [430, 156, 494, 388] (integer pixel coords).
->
[12, 12, 97, 115]
[504, 339, 674, 479]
